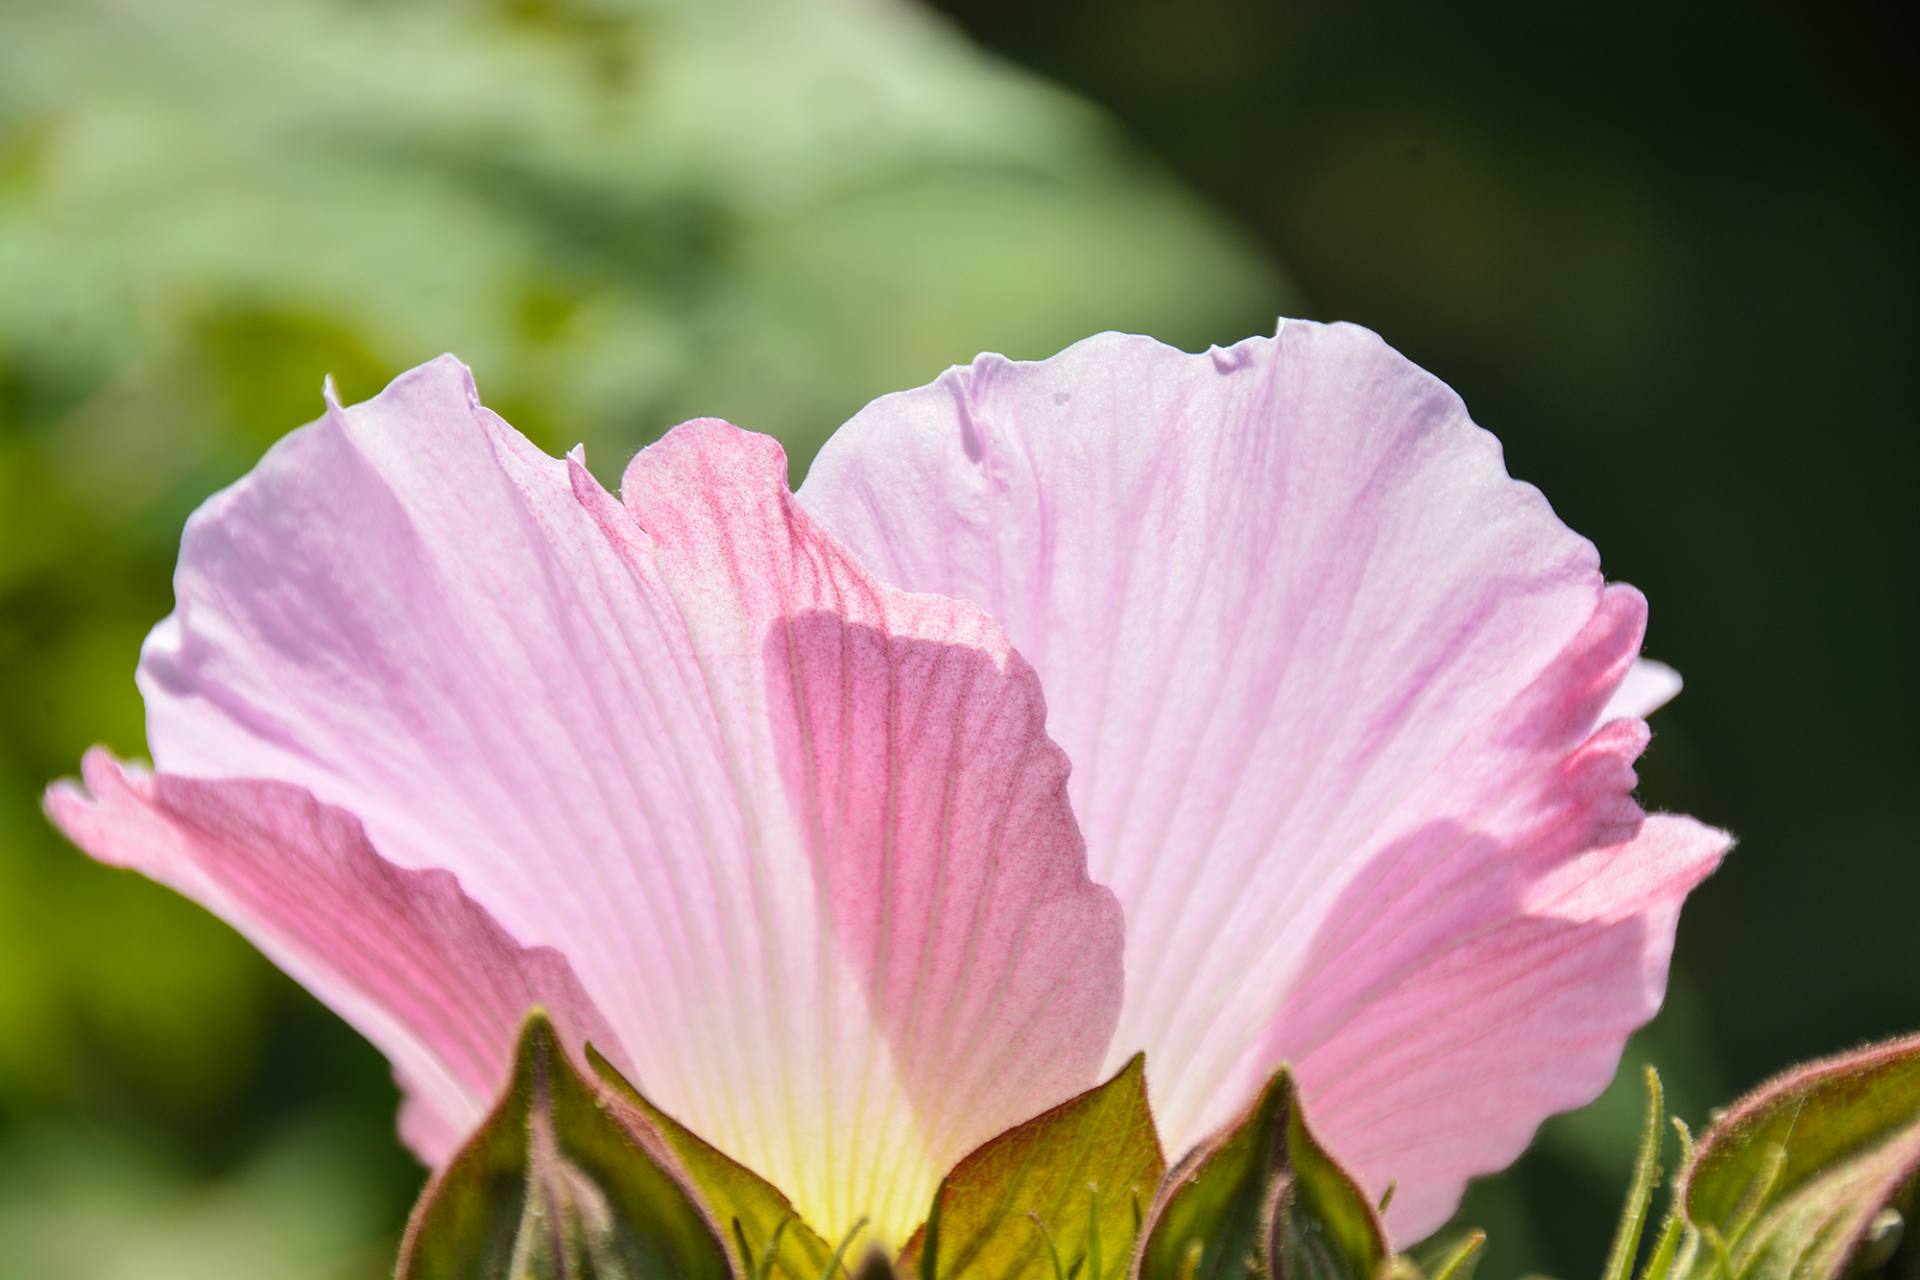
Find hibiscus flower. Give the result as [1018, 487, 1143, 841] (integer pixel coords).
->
[47, 320, 1728, 1250]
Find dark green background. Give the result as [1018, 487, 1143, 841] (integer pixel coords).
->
[2, 1, 1913, 1273]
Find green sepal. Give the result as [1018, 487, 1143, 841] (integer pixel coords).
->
[1678, 1031, 1920, 1280]
[587, 1043, 844, 1279]
[896, 1054, 1165, 1280]
[1136, 1066, 1388, 1280]
[397, 1011, 732, 1279]
[1603, 1067, 1669, 1280]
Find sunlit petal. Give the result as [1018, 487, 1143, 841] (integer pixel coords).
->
[91, 359, 1123, 1245]
[799, 320, 1728, 1238]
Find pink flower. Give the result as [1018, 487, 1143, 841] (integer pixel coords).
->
[48, 321, 1728, 1246]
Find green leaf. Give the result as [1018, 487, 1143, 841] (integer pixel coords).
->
[1679, 1031, 1920, 1279]
[398, 1012, 732, 1280]
[587, 1043, 843, 1280]
[895, 1054, 1164, 1280]
[1137, 1066, 1388, 1280]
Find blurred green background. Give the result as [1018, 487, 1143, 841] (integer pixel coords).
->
[0, 1, 1911, 1274]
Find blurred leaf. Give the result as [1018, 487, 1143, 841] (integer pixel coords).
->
[1136, 1067, 1389, 1280]
[0, 1116, 403, 1280]
[588, 1043, 840, 1280]
[397, 1012, 731, 1280]
[894, 1054, 1163, 1280]
[1679, 1031, 1920, 1279]
[0, 0, 1286, 470]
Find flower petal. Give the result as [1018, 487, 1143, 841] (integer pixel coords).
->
[1268, 747, 1728, 1235]
[45, 749, 617, 1163]
[129, 357, 1123, 1245]
[798, 320, 1727, 1239]
[1604, 658, 1683, 721]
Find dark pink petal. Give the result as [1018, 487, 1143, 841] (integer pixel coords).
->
[617, 424, 1126, 1210]
[799, 321, 1729, 1240]
[46, 750, 618, 1162]
[111, 359, 1121, 1244]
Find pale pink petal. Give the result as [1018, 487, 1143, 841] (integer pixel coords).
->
[1604, 658, 1683, 721]
[1274, 743, 1729, 1234]
[45, 749, 618, 1164]
[799, 320, 1728, 1240]
[126, 358, 1121, 1244]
